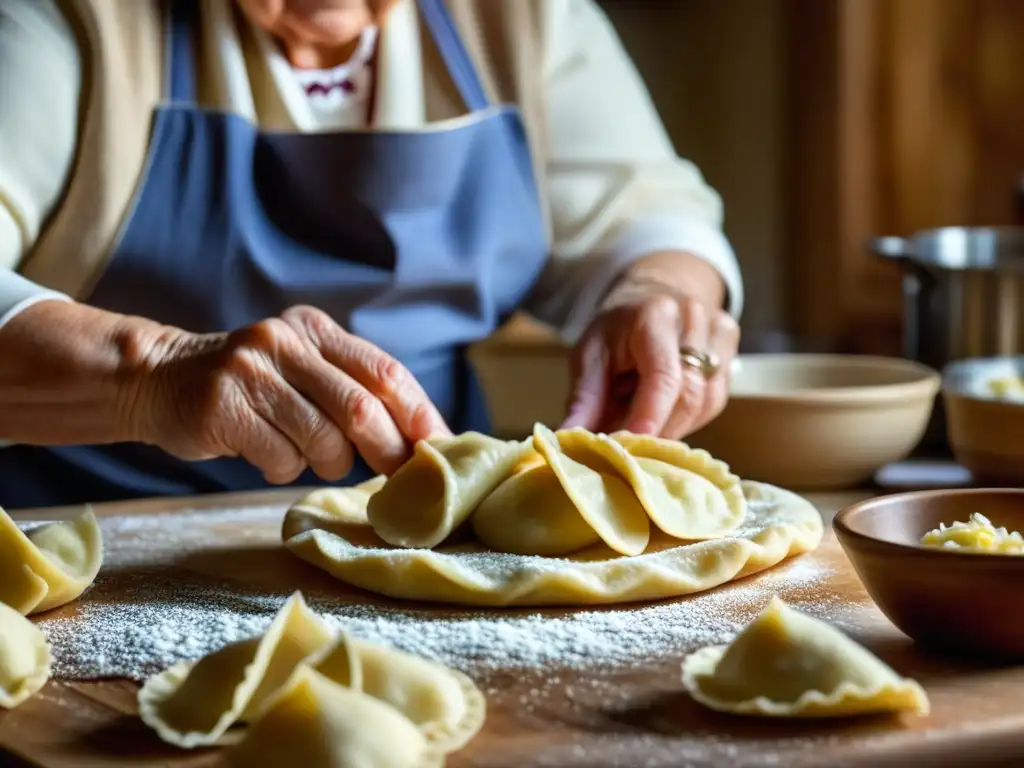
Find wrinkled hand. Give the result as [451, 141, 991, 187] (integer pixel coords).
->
[561, 282, 740, 439]
[129, 305, 451, 483]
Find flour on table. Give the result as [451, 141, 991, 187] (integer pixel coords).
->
[29, 505, 843, 682]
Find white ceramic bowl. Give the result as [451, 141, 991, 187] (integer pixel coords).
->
[943, 356, 1024, 485]
[687, 354, 941, 490]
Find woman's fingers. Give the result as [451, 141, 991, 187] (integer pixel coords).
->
[622, 296, 687, 436]
[561, 333, 609, 431]
[245, 367, 355, 481]
[217, 330, 355, 481]
[232, 400, 309, 485]
[661, 299, 713, 439]
[284, 306, 451, 443]
[689, 313, 740, 434]
[159, 307, 453, 480]
[278, 344, 413, 477]
[330, 334, 452, 442]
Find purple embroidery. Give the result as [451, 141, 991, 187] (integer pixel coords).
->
[305, 79, 357, 97]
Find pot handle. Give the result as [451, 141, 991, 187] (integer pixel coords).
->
[868, 236, 912, 260]
[867, 236, 929, 363]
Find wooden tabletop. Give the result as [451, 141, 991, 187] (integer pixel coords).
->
[4, 483, 1024, 768]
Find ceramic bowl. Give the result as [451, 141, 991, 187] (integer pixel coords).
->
[943, 356, 1024, 485]
[834, 489, 1024, 658]
[687, 354, 940, 490]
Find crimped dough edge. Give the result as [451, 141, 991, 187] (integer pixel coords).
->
[283, 481, 824, 608]
[681, 645, 931, 718]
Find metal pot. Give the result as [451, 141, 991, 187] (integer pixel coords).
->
[872, 228, 1024, 366]
[870, 227, 1024, 453]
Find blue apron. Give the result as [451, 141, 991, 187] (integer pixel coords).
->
[0, 0, 547, 509]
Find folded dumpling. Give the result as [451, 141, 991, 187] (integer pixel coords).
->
[611, 432, 746, 539]
[138, 592, 335, 748]
[368, 433, 529, 549]
[682, 597, 930, 718]
[0, 507, 103, 616]
[139, 591, 489, 755]
[525, 424, 650, 556]
[224, 666, 437, 768]
[471, 460, 602, 556]
[312, 635, 485, 752]
[0, 601, 52, 709]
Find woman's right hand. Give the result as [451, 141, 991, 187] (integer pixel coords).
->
[128, 305, 451, 483]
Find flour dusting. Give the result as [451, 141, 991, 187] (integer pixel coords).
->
[31, 504, 844, 682]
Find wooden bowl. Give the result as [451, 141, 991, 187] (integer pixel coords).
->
[943, 356, 1024, 485]
[687, 354, 940, 490]
[834, 489, 1024, 658]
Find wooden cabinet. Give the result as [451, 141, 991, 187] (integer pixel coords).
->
[787, 0, 1024, 354]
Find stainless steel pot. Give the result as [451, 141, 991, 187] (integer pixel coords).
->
[872, 227, 1024, 368]
[870, 227, 1024, 453]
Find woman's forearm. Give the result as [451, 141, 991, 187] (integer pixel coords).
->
[0, 300, 159, 445]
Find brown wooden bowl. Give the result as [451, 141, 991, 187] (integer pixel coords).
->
[834, 488, 1024, 658]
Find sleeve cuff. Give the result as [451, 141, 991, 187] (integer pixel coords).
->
[558, 213, 744, 345]
[0, 271, 72, 330]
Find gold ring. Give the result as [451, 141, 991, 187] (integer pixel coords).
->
[679, 345, 719, 379]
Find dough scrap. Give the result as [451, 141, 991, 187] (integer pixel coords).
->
[224, 666, 440, 768]
[284, 480, 823, 608]
[0, 506, 103, 616]
[139, 593, 486, 754]
[0, 601, 52, 709]
[681, 597, 930, 718]
[367, 432, 530, 549]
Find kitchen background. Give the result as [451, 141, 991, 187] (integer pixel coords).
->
[473, 0, 1024, 436]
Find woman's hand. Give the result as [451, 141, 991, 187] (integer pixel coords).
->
[561, 267, 740, 440]
[129, 305, 451, 483]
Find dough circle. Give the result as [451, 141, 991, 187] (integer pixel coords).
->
[283, 479, 823, 608]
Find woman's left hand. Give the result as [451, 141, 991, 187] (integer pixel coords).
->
[560, 279, 740, 439]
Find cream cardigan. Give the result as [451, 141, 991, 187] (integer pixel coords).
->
[0, 0, 742, 341]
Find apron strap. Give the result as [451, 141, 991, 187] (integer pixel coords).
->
[416, 0, 491, 112]
[167, 0, 199, 104]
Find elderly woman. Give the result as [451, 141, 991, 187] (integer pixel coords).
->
[0, 0, 742, 508]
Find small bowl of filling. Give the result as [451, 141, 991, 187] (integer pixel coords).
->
[834, 488, 1024, 657]
[943, 356, 1024, 484]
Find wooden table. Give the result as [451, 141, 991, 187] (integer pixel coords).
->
[3, 486, 1024, 768]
